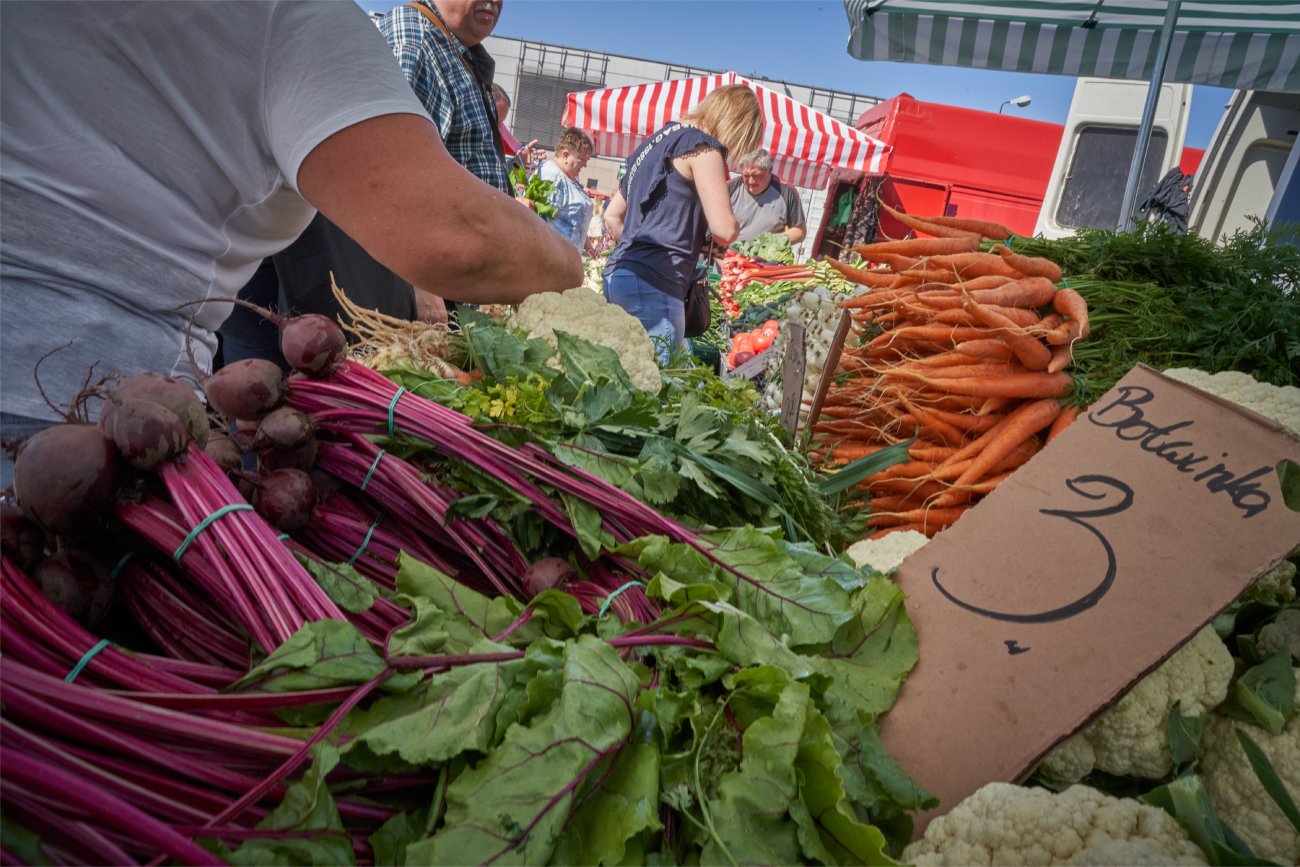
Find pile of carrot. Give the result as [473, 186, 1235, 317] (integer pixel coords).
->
[812, 202, 1090, 541]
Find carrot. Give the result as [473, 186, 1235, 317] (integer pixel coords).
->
[962, 293, 1052, 372]
[1045, 319, 1081, 346]
[822, 256, 898, 288]
[910, 252, 1021, 279]
[1046, 342, 1075, 374]
[865, 477, 949, 499]
[913, 275, 1014, 293]
[920, 213, 1013, 241]
[853, 237, 981, 259]
[878, 199, 985, 240]
[893, 392, 968, 448]
[909, 370, 1074, 399]
[977, 395, 1013, 416]
[1045, 404, 1080, 444]
[868, 324, 991, 348]
[915, 277, 1056, 311]
[823, 442, 892, 463]
[887, 362, 1026, 382]
[930, 437, 1042, 484]
[908, 444, 959, 463]
[931, 398, 1061, 505]
[868, 505, 968, 531]
[1052, 287, 1091, 338]
[933, 305, 1042, 328]
[993, 244, 1062, 282]
[874, 252, 922, 272]
[954, 339, 1017, 360]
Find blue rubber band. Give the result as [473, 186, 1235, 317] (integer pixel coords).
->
[598, 581, 644, 618]
[387, 387, 407, 437]
[66, 638, 113, 683]
[109, 551, 134, 579]
[360, 449, 386, 492]
[347, 511, 385, 566]
[173, 504, 254, 562]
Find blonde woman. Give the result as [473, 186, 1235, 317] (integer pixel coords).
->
[603, 85, 763, 361]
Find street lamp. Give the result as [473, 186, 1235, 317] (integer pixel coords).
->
[998, 94, 1032, 114]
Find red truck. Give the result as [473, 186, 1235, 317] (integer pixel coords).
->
[813, 93, 1204, 255]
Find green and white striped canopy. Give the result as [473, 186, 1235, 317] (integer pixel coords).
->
[844, 1, 1300, 92]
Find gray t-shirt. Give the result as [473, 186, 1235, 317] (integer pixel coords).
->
[728, 176, 807, 243]
[0, 1, 426, 420]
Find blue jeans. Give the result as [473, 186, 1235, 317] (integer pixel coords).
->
[603, 269, 686, 365]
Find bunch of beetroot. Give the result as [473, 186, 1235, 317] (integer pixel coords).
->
[5, 313, 350, 629]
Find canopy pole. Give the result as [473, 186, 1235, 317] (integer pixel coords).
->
[1117, 0, 1182, 231]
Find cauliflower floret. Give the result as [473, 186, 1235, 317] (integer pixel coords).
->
[1161, 368, 1300, 433]
[1245, 559, 1298, 605]
[902, 782, 1206, 866]
[1257, 608, 1300, 660]
[845, 530, 929, 575]
[1199, 711, 1299, 865]
[1041, 625, 1233, 782]
[508, 288, 661, 392]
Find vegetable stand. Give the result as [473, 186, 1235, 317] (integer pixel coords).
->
[3, 213, 1298, 865]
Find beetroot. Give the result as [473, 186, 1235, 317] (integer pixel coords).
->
[203, 433, 246, 475]
[99, 372, 208, 449]
[204, 358, 286, 421]
[33, 547, 115, 627]
[0, 504, 47, 572]
[260, 438, 318, 473]
[251, 468, 318, 532]
[522, 556, 575, 597]
[13, 424, 122, 538]
[251, 406, 314, 452]
[109, 398, 189, 471]
[280, 313, 347, 376]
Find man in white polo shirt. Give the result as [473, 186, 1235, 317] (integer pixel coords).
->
[727, 148, 807, 244]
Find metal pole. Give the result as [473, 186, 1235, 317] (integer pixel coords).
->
[1116, 0, 1181, 231]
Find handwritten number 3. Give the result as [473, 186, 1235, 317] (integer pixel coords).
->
[931, 475, 1134, 624]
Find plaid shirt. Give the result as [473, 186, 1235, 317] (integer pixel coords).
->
[379, 1, 509, 193]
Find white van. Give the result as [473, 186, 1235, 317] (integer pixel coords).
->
[1036, 77, 1300, 243]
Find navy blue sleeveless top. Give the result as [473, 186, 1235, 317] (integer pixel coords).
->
[605, 124, 724, 299]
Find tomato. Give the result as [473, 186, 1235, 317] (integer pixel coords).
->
[731, 332, 754, 354]
[760, 322, 779, 341]
[751, 330, 774, 353]
[762, 319, 780, 332]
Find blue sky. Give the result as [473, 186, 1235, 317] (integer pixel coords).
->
[356, 0, 1231, 149]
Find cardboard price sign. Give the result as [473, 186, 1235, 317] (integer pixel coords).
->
[882, 365, 1300, 832]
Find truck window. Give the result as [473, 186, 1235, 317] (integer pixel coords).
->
[1056, 126, 1169, 230]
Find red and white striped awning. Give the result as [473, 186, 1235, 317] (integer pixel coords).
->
[562, 71, 890, 189]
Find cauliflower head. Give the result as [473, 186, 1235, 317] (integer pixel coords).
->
[508, 288, 661, 392]
[1040, 625, 1233, 782]
[1161, 368, 1300, 433]
[902, 782, 1206, 866]
[845, 530, 929, 575]
[1257, 607, 1300, 660]
[1199, 711, 1300, 865]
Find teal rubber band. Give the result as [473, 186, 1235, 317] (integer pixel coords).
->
[277, 533, 290, 541]
[109, 551, 134, 579]
[360, 449, 386, 492]
[173, 504, 254, 562]
[598, 581, 644, 618]
[66, 638, 113, 683]
[387, 387, 407, 436]
[1060, 277, 1070, 289]
[347, 511, 385, 566]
